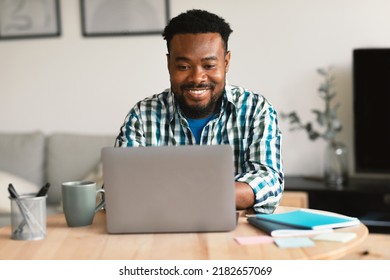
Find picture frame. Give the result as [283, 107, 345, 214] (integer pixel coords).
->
[81, 0, 170, 37]
[0, 0, 61, 40]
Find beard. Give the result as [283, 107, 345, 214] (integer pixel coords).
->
[175, 82, 223, 119]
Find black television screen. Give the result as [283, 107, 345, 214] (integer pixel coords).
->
[353, 48, 390, 174]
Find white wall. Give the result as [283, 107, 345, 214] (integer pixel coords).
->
[1, 0, 390, 177]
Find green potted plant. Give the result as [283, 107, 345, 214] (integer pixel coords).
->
[281, 67, 348, 186]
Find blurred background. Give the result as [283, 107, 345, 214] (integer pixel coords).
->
[1, 0, 389, 178]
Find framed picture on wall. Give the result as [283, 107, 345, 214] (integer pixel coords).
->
[0, 0, 61, 39]
[81, 0, 170, 37]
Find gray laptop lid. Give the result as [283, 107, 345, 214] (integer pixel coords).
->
[101, 145, 237, 234]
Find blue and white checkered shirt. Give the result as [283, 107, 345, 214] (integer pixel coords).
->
[116, 83, 284, 213]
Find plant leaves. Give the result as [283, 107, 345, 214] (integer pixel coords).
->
[308, 130, 320, 140]
[287, 112, 300, 124]
[312, 109, 325, 126]
[317, 68, 327, 76]
[318, 83, 329, 93]
[331, 119, 342, 131]
[279, 66, 342, 142]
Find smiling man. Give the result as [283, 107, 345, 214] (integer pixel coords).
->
[167, 32, 228, 119]
[116, 9, 284, 213]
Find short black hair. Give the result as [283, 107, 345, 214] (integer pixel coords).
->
[162, 9, 233, 53]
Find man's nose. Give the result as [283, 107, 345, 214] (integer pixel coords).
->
[189, 67, 207, 84]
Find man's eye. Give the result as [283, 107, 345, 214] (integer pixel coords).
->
[204, 64, 216, 70]
[177, 65, 189, 70]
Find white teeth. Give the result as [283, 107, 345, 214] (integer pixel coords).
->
[188, 89, 207, 95]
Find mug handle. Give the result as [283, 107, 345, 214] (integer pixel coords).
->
[95, 189, 105, 213]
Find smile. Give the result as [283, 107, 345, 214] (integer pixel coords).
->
[184, 88, 211, 101]
[187, 89, 208, 95]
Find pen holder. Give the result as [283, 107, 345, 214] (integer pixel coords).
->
[10, 194, 47, 240]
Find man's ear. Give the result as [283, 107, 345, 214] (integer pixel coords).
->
[225, 51, 231, 73]
[166, 53, 170, 71]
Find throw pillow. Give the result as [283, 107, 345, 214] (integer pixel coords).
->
[0, 131, 45, 186]
[0, 170, 40, 213]
[82, 161, 104, 188]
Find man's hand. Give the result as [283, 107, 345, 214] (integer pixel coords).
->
[235, 182, 255, 210]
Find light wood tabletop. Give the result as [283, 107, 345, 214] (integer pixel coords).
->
[0, 207, 368, 260]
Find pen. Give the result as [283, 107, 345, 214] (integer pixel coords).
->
[8, 183, 20, 199]
[8, 184, 35, 234]
[17, 183, 50, 233]
[9, 183, 49, 235]
[36, 183, 50, 197]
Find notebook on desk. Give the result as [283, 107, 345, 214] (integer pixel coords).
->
[101, 145, 237, 234]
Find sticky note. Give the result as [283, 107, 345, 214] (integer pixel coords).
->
[313, 232, 357, 243]
[235, 236, 274, 245]
[274, 237, 315, 248]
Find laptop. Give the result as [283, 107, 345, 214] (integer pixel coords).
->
[101, 145, 237, 234]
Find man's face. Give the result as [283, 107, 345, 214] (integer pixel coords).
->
[167, 33, 231, 119]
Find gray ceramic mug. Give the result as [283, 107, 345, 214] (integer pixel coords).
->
[61, 181, 105, 227]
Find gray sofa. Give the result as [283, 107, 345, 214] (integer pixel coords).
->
[0, 131, 115, 226]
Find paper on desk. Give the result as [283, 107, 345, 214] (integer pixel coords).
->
[313, 232, 357, 243]
[234, 236, 274, 245]
[274, 237, 315, 248]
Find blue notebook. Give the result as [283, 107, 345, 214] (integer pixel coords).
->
[254, 209, 359, 230]
[247, 217, 333, 237]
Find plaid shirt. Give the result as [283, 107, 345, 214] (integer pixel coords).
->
[116, 83, 284, 213]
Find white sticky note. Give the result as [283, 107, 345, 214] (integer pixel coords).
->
[274, 237, 315, 248]
[313, 232, 357, 243]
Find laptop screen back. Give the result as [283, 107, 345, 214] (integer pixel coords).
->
[101, 145, 237, 233]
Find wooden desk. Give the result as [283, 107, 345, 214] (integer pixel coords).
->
[0, 207, 368, 260]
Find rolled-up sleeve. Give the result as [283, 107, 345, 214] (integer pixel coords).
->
[235, 101, 284, 214]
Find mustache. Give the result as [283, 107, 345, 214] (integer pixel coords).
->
[180, 82, 216, 91]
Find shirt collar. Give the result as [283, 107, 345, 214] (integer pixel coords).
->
[166, 89, 177, 123]
[217, 81, 237, 119]
[223, 82, 236, 109]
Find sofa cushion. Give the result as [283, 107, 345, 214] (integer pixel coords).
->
[0, 131, 45, 186]
[82, 161, 104, 189]
[46, 133, 115, 205]
[0, 170, 40, 213]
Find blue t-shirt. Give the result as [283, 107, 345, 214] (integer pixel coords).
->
[187, 114, 215, 144]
